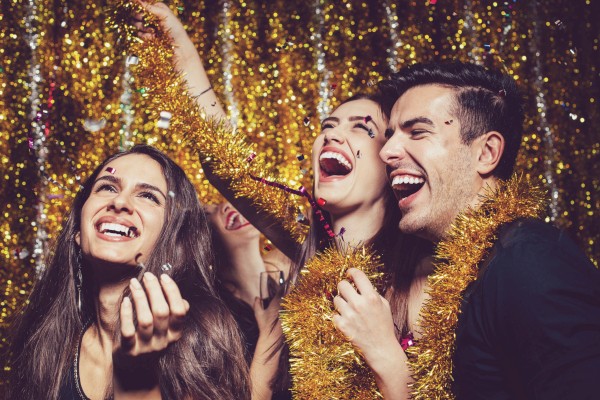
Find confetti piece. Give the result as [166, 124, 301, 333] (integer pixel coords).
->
[444, 119, 453, 125]
[429, 0, 437, 4]
[161, 263, 173, 271]
[126, 55, 139, 66]
[211, 101, 217, 107]
[168, 190, 175, 198]
[136, 87, 148, 94]
[357, 150, 361, 158]
[498, 89, 507, 97]
[368, 129, 375, 138]
[157, 110, 173, 129]
[331, 83, 337, 90]
[303, 116, 310, 126]
[317, 197, 327, 206]
[264, 245, 272, 251]
[28, 137, 34, 150]
[364, 115, 372, 123]
[483, 44, 491, 52]
[367, 79, 376, 87]
[338, 227, 346, 236]
[105, 167, 116, 174]
[83, 118, 107, 132]
[47, 194, 64, 199]
[297, 154, 305, 161]
[246, 152, 257, 163]
[300, 168, 308, 175]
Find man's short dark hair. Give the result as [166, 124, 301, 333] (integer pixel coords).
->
[376, 62, 524, 180]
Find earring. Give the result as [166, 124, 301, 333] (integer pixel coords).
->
[75, 249, 83, 313]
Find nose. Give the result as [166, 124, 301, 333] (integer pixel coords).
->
[379, 131, 406, 166]
[221, 202, 232, 214]
[323, 127, 345, 145]
[108, 191, 134, 214]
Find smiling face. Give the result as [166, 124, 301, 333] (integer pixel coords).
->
[312, 99, 389, 217]
[380, 84, 483, 242]
[205, 201, 260, 249]
[76, 153, 168, 267]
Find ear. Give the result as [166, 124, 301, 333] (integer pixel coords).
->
[75, 231, 81, 246]
[475, 131, 504, 175]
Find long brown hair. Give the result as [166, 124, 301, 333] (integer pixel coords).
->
[7, 145, 251, 399]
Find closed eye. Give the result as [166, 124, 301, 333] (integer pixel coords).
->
[139, 191, 161, 205]
[94, 183, 117, 193]
[353, 123, 370, 133]
[410, 129, 429, 137]
[321, 122, 335, 132]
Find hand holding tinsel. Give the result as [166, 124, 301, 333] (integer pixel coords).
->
[332, 268, 400, 369]
[280, 246, 387, 399]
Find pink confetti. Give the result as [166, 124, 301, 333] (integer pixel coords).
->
[105, 167, 116, 174]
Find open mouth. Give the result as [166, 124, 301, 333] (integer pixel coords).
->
[225, 211, 250, 230]
[319, 151, 353, 177]
[391, 175, 426, 200]
[96, 222, 139, 238]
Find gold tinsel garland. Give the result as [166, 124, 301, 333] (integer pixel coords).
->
[407, 175, 546, 399]
[109, 0, 308, 242]
[280, 245, 385, 399]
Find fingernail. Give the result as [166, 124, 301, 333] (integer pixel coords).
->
[160, 273, 173, 283]
[122, 296, 131, 306]
[143, 272, 155, 280]
[130, 277, 142, 289]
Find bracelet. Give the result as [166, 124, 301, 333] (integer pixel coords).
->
[198, 85, 213, 97]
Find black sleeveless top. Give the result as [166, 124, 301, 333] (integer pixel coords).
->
[58, 322, 91, 400]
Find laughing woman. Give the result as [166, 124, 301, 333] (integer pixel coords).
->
[6, 145, 250, 400]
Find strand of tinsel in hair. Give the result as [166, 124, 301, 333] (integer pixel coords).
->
[108, 0, 308, 242]
[280, 245, 385, 399]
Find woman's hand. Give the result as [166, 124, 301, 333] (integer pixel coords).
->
[132, 1, 226, 118]
[332, 268, 411, 400]
[119, 272, 189, 356]
[113, 272, 189, 397]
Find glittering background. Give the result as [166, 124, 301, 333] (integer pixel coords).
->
[1, 0, 598, 389]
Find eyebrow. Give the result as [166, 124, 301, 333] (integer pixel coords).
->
[400, 117, 436, 130]
[320, 115, 381, 131]
[94, 175, 167, 200]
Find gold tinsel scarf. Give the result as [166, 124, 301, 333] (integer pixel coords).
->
[109, 0, 308, 242]
[407, 175, 546, 399]
[280, 245, 385, 399]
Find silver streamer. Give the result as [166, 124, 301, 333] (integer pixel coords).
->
[220, 0, 240, 127]
[384, 0, 402, 73]
[313, 0, 332, 121]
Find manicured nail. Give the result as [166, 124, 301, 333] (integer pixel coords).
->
[143, 272, 155, 280]
[130, 277, 142, 289]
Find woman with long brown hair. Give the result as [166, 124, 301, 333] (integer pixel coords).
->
[7, 145, 250, 399]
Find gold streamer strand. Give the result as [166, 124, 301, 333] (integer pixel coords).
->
[280, 245, 385, 399]
[407, 175, 546, 399]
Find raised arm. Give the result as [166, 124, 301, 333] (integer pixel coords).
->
[135, 2, 302, 258]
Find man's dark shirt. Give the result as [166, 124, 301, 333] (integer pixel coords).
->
[453, 219, 600, 399]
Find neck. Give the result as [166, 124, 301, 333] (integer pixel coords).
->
[92, 278, 130, 342]
[220, 240, 264, 305]
[330, 198, 387, 248]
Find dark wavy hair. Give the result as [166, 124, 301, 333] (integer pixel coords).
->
[376, 61, 524, 179]
[7, 145, 251, 399]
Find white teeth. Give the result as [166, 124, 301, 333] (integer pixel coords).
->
[319, 151, 352, 171]
[99, 222, 136, 238]
[391, 175, 425, 186]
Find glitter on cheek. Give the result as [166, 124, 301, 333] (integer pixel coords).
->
[105, 167, 116, 174]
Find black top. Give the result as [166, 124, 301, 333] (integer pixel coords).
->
[58, 322, 91, 400]
[453, 219, 600, 400]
